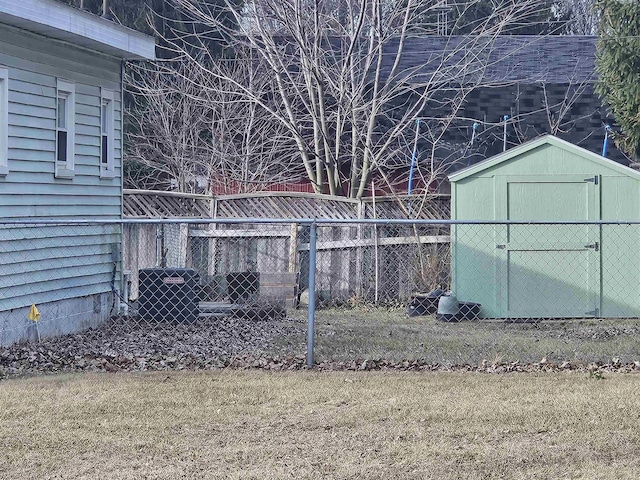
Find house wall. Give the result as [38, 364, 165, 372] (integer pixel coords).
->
[451, 143, 640, 318]
[0, 25, 123, 344]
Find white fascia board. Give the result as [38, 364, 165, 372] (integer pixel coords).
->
[448, 134, 640, 183]
[0, 0, 155, 60]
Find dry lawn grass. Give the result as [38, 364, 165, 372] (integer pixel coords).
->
[286, 308, 640, 364]
[1, 371, 640, 479]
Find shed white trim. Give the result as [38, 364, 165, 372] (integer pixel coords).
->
[448, 135, 640, 183]
[0, 0, 155, 60]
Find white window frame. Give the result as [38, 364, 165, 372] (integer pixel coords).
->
[55, 79, 75, 178]
[0, 67, 8, 176]
[100, 88, 115, 179]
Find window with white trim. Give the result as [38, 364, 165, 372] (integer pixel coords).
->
[0, 67, 8, 176]
[55, 79, 75, 178]
[100, 88, 115, 178]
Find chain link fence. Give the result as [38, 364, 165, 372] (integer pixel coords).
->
[2, 218, 640, 376]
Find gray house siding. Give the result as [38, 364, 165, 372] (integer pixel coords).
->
[0, 25, 124, 344]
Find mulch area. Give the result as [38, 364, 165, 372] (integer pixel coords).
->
[2, 316, 640, 380]
[0, 315, 304, 379]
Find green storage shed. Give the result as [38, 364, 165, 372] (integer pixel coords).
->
[449, 135, 640, 319]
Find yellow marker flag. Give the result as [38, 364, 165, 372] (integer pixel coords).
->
[28, 304, 41, 322]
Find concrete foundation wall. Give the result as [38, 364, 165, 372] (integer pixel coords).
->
[0, 292, 113, 346]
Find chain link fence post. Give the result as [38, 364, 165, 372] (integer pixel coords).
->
[307, 221, 317, 367]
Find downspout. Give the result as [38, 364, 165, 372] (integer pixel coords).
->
[118, 59, 126, 315]
[119, 60, 124, 223]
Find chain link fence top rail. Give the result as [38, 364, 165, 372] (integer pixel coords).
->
[2, 218, 640, 375]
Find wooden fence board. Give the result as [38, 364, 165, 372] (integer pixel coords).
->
[298, 235, 451, 251]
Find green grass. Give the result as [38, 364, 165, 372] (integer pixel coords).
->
[282, 308, 640, 364]
[1, 371, 640, 479]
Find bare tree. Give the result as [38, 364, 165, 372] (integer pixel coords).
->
[201, 52, 308, 193]
[152, 0, 550, 198]
[126, 54, 305, 193]
[126, 60, 212, 193]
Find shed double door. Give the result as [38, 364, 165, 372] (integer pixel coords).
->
[495, 175, 601, 318]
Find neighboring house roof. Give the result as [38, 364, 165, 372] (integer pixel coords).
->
[448, 134, 640, 182]
[383, 35, 596, 85]
[0, 0, 155, 60]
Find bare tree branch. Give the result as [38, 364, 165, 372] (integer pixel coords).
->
[136, 0, 558, 198]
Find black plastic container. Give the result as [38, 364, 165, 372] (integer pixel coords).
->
[407, 288, 444, 317]
[138, 268, 199, 323]
[227, 272, 260, 303]
[458, 302, 481, 320]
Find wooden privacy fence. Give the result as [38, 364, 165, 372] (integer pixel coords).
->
[123, 190, 451, 220]
[122, 191, 452, 305]
[123, 221, 451, 305]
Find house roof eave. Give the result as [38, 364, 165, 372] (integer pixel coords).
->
[0, 0, 155, 60]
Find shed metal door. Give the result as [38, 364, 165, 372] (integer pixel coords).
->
[495, 175, 601, 318]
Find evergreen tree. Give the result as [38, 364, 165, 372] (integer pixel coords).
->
[595, 0, 640, 160]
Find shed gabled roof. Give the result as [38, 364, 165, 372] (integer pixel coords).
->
[0, 0, 155, 60]
[448, 135, 640, 182]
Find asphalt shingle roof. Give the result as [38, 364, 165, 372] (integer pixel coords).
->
[382, 35, 597, 84]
